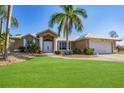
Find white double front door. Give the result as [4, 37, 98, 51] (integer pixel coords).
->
[43, 41, 53, 53]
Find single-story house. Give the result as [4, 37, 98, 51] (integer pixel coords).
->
[10, 29, 121, 54]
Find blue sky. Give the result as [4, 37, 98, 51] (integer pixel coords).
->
[10, 5, 124, 44]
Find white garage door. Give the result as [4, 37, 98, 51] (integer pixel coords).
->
[89, 40, 112, 54]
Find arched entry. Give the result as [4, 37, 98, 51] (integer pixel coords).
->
[37, 29, 58, 53]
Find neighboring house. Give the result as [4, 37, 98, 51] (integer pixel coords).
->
[10, 29, 121, 54]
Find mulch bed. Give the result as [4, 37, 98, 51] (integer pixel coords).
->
[64, 54, 97, 58]
[0, 53, 44, 66]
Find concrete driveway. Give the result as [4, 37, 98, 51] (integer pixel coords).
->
[50, 54, 124, 62]
[97, 54, 124, 62]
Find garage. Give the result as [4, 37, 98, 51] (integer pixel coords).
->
[89, 39, 112, 54]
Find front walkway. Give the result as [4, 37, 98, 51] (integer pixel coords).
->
[50, 54, 124, 62]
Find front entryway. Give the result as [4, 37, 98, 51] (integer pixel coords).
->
[43, 41, 53, 53]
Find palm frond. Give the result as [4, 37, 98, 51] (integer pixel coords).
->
[60, 5, 69, 13]
[60, 5, 74, 14]
[11, 16, 19, 28]
[72, 14, 83, 31]
[0, 5, 6, 16]
[58, 16, 65, 36]
[63, 16, 68, 37]
[73, 8, 88, 18]
[49, 13, 66, 27]
[68, 18, 73, 35]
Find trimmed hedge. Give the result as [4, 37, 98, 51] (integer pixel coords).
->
[73, 48, 82, 54]
[84, 48, 94, 55]
[63, 50, 73, 55]
[54, 51, 61, 55]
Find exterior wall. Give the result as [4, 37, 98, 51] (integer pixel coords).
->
[35, 38, 39, 46]
[10, 38, 23, 51]
[71, 39, 89, 50]
[23, 35, 38, 47]
[111, 40, 116, 53]
[23, 36, 33, 47]
[24, 35, 33, 41]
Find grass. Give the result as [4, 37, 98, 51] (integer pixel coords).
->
[0, 56, 124, 88]
[118, 51, 124, 54]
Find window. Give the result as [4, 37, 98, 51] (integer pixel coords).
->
[10, 39, 15, 43]
[58, 41, 70, 50]
[59, 41, 66, 50]
[26, 40, 32, 46]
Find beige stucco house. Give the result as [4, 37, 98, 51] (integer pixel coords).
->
[10, 29, 120, 54]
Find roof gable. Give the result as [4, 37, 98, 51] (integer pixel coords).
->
[22, 34, 37, 39]
[36, 29, 58, 37]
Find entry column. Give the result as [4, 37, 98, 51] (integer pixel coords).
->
[39, 37, 43, 51]
[23, 38, 26, 47]
[54, 38, 57, 51]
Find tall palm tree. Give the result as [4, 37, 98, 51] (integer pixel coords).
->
[49, 5, 87, 50]
[0, 5, 6, 34]
[4, 5, 13, 60]
[0, 5, 18, 34]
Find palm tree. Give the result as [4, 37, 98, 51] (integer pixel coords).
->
[0, 5, 6, 34]
[49, 5, 87, 50]
[0, 5, 18, 60]
[4, 5, 13, 60]
[0, 5, 18, 34]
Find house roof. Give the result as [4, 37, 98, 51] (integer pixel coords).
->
[76, 33, 121, 41]
[21, 33, 38, 39]
[10, 36, 22, 39]
[36, 29, 58, 37]
[11, 30, 122, 41]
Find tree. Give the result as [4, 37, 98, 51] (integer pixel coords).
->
[0, 5, 6, 34]
[0, 33, 5, 54]
[0, 5, 18, 34]
[49, 5, 87, 50]
[109, 31, 119, 38]
[0, 5, 18, 60]
[4, 5, 13, 60]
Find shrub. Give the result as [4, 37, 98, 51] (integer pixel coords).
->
[0, 33, 5, 53]
[54, 51, 61, 55]
[84, 48, 94, 55]
[0, 45, 4, 53]
[27, 42, 39, 53]
[63, 50, 73, 55]
[73, 48, 82, 54]
[18, 46, 25, 52]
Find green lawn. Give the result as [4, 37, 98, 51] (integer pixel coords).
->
[118, 51, 124, 54]
[0, 56, 124, 88]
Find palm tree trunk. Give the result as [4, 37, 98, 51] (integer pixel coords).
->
[0, 17, 4, 34]
[66, 31, 69, 51]
[4, 5, 13, 61]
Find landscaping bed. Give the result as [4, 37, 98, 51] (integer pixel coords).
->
[0, 53, 44, 65]
[64, 54, 97, 58]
